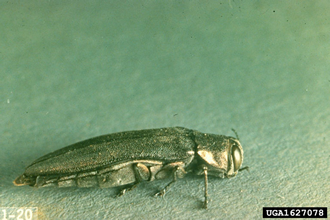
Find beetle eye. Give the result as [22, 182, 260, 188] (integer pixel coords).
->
[232, 145, 242, 171]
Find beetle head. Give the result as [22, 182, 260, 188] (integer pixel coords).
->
[195, 134, 244, 177]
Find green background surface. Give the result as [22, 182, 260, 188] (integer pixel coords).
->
[1, 1, 329, 219]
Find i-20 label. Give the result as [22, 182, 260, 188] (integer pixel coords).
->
[1, 207, 38, 220]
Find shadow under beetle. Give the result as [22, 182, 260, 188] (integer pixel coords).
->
[14, 127, 248, 208]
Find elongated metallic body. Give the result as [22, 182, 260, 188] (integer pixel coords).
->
[14, 127, 247, 208]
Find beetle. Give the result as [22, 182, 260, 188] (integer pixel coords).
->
[14, 127, 248, 208]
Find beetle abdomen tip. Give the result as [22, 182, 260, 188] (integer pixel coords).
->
[13, 174, 35, 186]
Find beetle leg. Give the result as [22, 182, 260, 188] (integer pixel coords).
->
[239, 166, 249, 172]
[203, 166, 208, 209]
[226, 166, 249, 178]
[115, 163, 150, 197]
[154, 166, 179, 197]
[115, 182, 140, 197]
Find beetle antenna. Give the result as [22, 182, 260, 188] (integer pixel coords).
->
[231, 128, 240, 141]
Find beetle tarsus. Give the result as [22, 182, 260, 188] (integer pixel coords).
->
[154, 166, 179, 197]
[154, 189, 166, 197]
[239, 166, 249, 172]
[115, 189, 127, 198]
[203, 200, 208, 209]
[115, 182, 139, 198]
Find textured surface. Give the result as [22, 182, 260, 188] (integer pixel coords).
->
[1, 1, 329, 219]
[22, 127, 194, 176]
